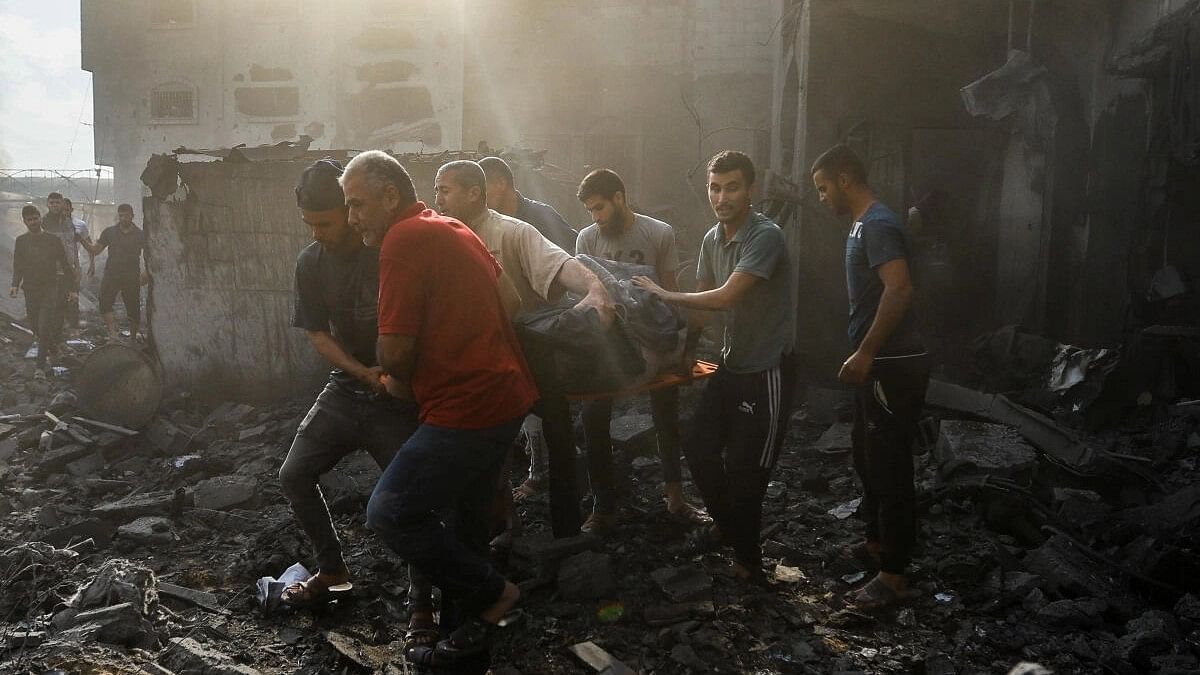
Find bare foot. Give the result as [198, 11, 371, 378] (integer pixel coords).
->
[478, 580, 520, 624]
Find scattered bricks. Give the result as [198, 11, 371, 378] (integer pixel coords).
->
[7, 630, 45, 648]
[1035, 598, 1107, 629]
[557, 551, 616, 601]
[93, 490, 186, 521]
[66, 451, 105, 478]
[651, 565, 713, 603]
[193, 475, 258, 510]
[68, 601, 155, 646]
[935, 421, 1037, 478]
[35, 443, 93, 476]
[117, 516, 176, 546]
[159, 637, 263, 675]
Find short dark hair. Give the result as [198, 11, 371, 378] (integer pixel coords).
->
[576, 169, 625, 202]
[22, 204, 40, 219]
[343, 150, 418, 206]
[438, 160, 487, 201]
[478, 156, 513, 187]
[47, 192, 63, 201]
[295, 158, 345, 211]
[117, 203, 134, 214]
[810, 144, 868, 185]
[707, 151, 756, 186]
[63, 197, 73, 206]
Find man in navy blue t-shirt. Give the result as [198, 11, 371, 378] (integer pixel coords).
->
[812, 144, 929, 609]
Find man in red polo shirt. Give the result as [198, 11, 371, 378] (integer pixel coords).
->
[342, 150, 535, 663]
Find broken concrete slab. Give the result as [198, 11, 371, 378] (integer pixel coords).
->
[41, 518, 116, 547]
[35, 443, 93, 476]
[811, 422, 853, 454]
[159, 637, 262, 675]
[935, 421, 1037, 477]
[193, 475, 257, 511]
[569, 641, 639, 675]
[324, 630, 391, 670]
[67, 601, 156, 647]
[143, 417, 190, 455]
[73, 558, 158, 615]
[158, 582, 225, 614]
[65, 451, 105, 478]
[926, 379, 1096, 467]
[117, 516, 176, 546]
[1022, 534, 1120, 598]
[1117, 484, 1200, 536]
[1035, 598, 1107, 629]
[93, 490, 186, 521]
[1116, 610, 1179, 669]
[558, 551, 616, 601]
[651, 566, 713, 603]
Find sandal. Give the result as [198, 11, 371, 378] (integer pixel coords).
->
[281, 574, 353, 608]
[846, 576, 917, 610]
[667, 503, 713, 527]
[512, 478, 543, 502]
[404, 616, 440, 652]
[433, 616, 499, 662]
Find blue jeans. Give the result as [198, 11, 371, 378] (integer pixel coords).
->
[366, 416, 523, 614]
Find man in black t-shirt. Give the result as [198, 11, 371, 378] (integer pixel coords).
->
[278, 159, 419, 611]
[88, 203, 148, 340]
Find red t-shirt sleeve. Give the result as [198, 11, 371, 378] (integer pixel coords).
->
[378, 227, 428, 336]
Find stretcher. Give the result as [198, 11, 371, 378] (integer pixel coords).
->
[566, 360, 718, 402]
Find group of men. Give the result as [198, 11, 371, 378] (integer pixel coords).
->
[9, 193, 149, 371]
[277, 141, 930, 665]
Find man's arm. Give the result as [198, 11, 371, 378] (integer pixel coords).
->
[377, 334, 416, 401]
[633, 271, 760, 311]
[553, 258, 615, 325]
[306, 330, 386, 395]
[10, 238, 24, 296]
[838, 258, 913, 384]
[53, 239, 78, 298]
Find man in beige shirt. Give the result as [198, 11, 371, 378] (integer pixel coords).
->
[434, 159, 613, 540]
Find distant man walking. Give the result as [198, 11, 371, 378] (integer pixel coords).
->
[812, 144, 929, 609]
[635, 151, 796, 582]
[88, 204, 148, 340]
[62, 197, 94, 333]
[10, 205, 77, 371]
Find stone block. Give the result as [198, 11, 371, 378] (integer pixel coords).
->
[557, 551, 616, 601]
[93, 490, 183, 521]
[651, 565, 713, 603]
[194, 476, 257, 511]
[117, 516, 176, 546]
[935, 421, 1037, 478]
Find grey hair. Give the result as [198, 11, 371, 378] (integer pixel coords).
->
[343, 150, 417, 204]
[437, 160, 487, 201]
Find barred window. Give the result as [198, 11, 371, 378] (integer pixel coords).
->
[151, 87, 196, 122]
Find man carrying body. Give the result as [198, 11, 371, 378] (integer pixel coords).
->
[87, 204, 149, 341]
[811, 144, 929, 609]
[574, 168, 708, 533]
[479, 156, 579, 503]
[634, 151, 795, 582]
[277, 160, 420, 613]
[344, 151, 532, 663]
[10, 205, 77, 372]
[434, 159, 614, 538]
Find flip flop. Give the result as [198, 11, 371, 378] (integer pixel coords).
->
[846, 576, 918, 610]
[281, 575, 353, 608]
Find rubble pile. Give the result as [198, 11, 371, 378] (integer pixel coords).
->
[0, 311, 1198, 673]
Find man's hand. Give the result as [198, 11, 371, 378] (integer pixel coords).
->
[140, 271, 150, 286]
[632, 275, 665, 297]
[381, 373, 414, 401]
[357, 365, 388, 395]
[838, 349, 874, 385]
[576, 282, 615, 327]
[8, 286, 17, 298]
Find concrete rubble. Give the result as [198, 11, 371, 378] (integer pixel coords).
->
[0, 304, 1198, 675]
